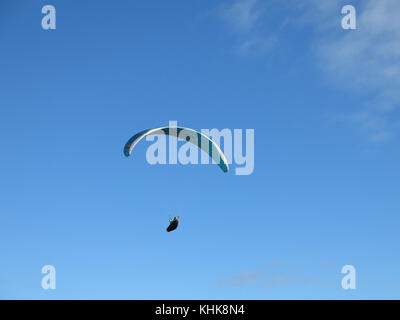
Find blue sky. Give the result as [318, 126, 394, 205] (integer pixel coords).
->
[0, 0, 399, 299]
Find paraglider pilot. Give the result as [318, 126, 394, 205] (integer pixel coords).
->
[167, 217, 179, 232]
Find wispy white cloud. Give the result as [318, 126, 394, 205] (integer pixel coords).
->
[217, 270, 265, 286]
[343, 111, 392, 142]
[239, 35, 278, 55]
[221, 0, 263, 34]
[220, 0, 277, 55]
[217, 259, 336, 289]
[217, 268, 326, 289]
[220, 0, 400, 142]
[310, 0, 400, 141]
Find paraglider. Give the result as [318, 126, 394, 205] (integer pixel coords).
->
[166, 216, 179, 232]
[124, 126, 229, 233]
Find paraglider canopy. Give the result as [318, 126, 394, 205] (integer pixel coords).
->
[123, 126, 229, 172]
